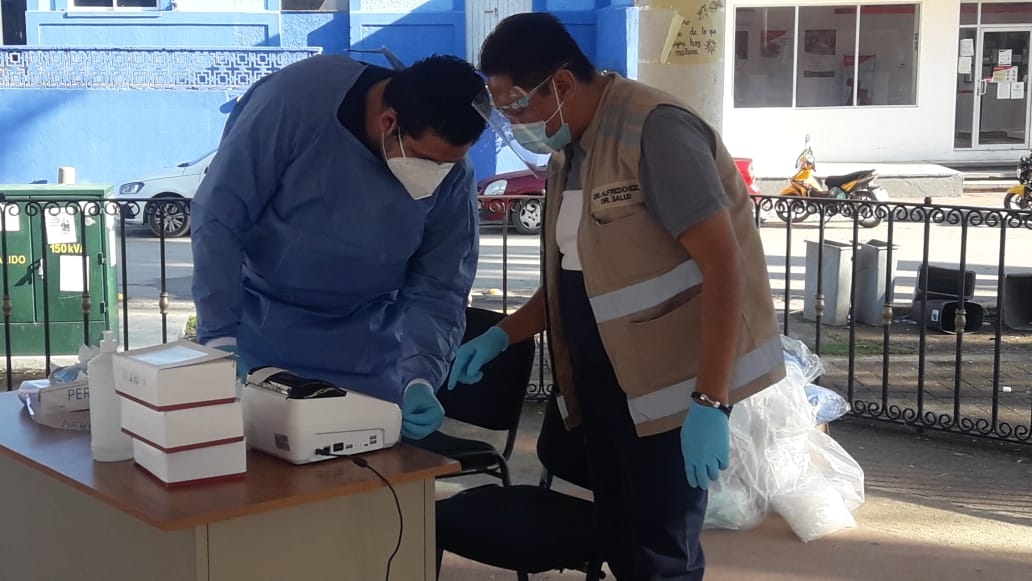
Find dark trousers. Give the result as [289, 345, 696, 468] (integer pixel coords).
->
[558, 269, 707, 581]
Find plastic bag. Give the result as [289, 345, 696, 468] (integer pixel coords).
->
[771, 429, 866, 542]
[805, 383, 851, 424]
[703, 336, 866, 542]
[781, 335, 825, 386]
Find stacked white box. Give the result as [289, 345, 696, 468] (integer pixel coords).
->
[112, 340, 246, 487]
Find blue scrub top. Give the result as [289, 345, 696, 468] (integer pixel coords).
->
[190, 55, 479, 403]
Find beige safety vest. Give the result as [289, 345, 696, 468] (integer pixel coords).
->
[543, 74, 786, 437]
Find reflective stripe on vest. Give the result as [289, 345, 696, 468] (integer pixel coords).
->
[588, 260, 703, 324]
[625, 334, 783, 425]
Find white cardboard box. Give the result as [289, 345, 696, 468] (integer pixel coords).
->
[18, 378, 90, 414]
[132, 437, 247, 487]
[120, 396, 244, 452]
[112, 340, 236, 409]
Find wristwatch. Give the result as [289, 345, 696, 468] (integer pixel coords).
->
[691, 391, 732, 418]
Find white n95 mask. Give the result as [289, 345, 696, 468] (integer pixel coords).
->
[383, 130, 454, 200]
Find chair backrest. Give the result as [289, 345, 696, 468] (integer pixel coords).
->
[436, 307, 535, 432]
[536, 391, 593, 491]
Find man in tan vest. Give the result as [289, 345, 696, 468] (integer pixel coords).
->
[450, 12, 786, 580]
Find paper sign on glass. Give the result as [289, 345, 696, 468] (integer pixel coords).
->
[1013, 82, 1026, 100]
[960, 39, 974, 57]
[992, 66, 1015, 83]
[1000, 49, 1013, 66]
[958, 56, 972, 74]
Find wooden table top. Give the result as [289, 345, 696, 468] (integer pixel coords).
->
[0, 392, 458, 531]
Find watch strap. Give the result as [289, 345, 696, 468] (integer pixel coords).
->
[691, 391, 732, 418]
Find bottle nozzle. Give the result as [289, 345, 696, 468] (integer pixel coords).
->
[100, 330, 117, 351]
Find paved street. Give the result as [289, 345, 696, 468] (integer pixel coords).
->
[113, 195, 1032, 350]
[760, 205, 1032, 311]
[115, 225, 546, 349]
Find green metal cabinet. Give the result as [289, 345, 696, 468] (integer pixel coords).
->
[0, 185, 120, 356]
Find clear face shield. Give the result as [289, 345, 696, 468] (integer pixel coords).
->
[471, 87, 551, 179]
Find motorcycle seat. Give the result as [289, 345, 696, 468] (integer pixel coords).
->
[825, 170, 875, 188]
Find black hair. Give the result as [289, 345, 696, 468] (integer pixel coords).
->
[383, 54, 487, 147]
[479, 12, 596, 92]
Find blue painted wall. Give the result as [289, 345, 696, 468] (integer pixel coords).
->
[0, 89, 232, 185]
[0, 47, 318, 186]
[281, 11, 350, 54]
[350, 9, 465, 67]
[596, 5, 635, 77]
[26, 3, 284, 47]
[4, 1, 636, 186]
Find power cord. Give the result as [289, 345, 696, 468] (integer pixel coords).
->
[316, 450, 403, 581]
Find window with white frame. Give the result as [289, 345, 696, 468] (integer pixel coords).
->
[70, 0, 161, 9]
[735, 3, 920, 108]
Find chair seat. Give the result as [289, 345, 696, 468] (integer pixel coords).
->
[436, 484, 598, 573]
[408, 431, 502, 472]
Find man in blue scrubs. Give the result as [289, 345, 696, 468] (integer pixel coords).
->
[190, 54, 487, 440]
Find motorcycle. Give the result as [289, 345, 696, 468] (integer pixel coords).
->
[1004, 153, 1032, 210]
[776, 136, 889, 228]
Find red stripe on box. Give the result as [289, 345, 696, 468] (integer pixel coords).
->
[134, 462, 247, 489]
[123, 428, 245, 453]
[116, 390, 237, 412]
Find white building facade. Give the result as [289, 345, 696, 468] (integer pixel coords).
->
[720, 1, 1032, 175]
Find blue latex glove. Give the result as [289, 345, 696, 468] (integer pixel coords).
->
[447, 326, 509, 389]
[680, 401, 730, 490]
[401, 382, 445, 440]
[213, 344, 246, 383]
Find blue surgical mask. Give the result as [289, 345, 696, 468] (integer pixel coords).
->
[511, 80, 571, 154]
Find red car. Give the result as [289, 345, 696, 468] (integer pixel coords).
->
[477, 158, 761, 235]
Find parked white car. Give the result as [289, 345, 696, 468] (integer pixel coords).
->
[116, 150, 216, 238]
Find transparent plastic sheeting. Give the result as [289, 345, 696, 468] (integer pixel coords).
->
[472, 89, 550, 179]
[703, 336, 865, 543]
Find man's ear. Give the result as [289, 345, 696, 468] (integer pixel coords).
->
[380, 109, 399, 135]
[552, 69, 576, 101]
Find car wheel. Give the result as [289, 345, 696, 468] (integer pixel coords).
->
[510, 199, 543, 235]
[145, 195, 191, 238]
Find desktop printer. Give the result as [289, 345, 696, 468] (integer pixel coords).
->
[241, 367, 402, 465]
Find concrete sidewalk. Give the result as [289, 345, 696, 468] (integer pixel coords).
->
[436, 403, 1032, 581]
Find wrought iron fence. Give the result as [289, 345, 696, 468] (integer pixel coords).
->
[3, 192, 1032, 445]
[753, 195, 1032, 444]
[0, 195, 187, 389]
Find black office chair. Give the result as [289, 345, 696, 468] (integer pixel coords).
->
[435, 393, 604, 581]
[406, 307, 535, 486]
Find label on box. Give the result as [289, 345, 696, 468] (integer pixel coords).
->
[39, 381, 90, 414]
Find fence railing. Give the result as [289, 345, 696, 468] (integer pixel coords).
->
[753, 195, 1032, 443]
[2, 193, 1031, 444]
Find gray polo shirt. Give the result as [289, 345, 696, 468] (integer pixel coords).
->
[639, 105, 728, 237]
[557, 105, 728, 269]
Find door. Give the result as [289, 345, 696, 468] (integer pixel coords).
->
[465, 0, 532, 64]
[974, 29, 1031, 149]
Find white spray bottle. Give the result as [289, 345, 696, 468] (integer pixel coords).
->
[88, 331, 133, 462]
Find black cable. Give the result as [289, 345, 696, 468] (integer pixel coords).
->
[317, 451, 403, 581]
